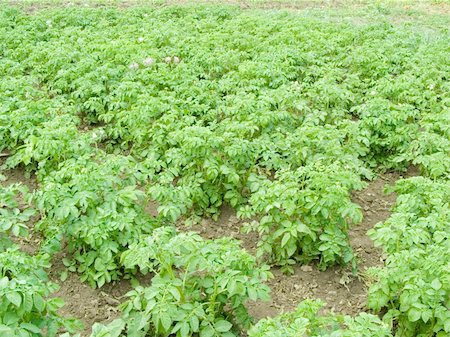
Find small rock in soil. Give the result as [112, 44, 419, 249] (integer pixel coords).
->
[300, 265, 313, 272]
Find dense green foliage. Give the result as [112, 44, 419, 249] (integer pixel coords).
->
[248, 299, 392, 337]
[368, 178, 450, 336]
[0, 2, 448, 336]
[0, 184, 80, 336]
[118, 227, 271, 336]
[35, 154, 159, 287]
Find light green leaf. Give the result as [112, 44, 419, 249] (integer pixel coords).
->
[200, 325, 215, 337]
[215, 320, 232, 332]
[6, 292, 22, 307]
[408, 308, 421, 322]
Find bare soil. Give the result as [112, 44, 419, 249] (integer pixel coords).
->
[1, 158, 420, 335]
[178, 173, 402, 319]
[50, 255, 134, 336]
[0, 164, 129, 335]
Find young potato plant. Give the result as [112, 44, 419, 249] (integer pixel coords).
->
[116, 227, 272, 337]
[239, 163, 364, 273]
[89, 319, 125, 337]
[0, 184, 80, 336]
[406, 112, 450, 179]
[34, 154, 160, 288]
[146, 124, 246, 222]
[0, 183, 35, 249]
[0, 248, 81, 337]
[5, 115, 94, 178]
[0, 83, 63, 155]
[353, 98, 420, 170]
[368, 178, 450, 337]
[248, 299, 393, 337]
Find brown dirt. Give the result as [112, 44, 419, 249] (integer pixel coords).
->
[178, 172, 407, 319]
[350, 173, 397, 270]
[0, 162, 38, 191]
[49, 254, 136, 336]
[1, 158, 420, 333]
[0, 163, 133, 336]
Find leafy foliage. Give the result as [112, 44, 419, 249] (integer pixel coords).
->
[5, 115, 94, 178]
[2, 3, 449, 273]
[0, 183, 80, 336]
[248, 299, 392, 337]
[1, 4, 449, 337]
[117, 227, 271, 337]
[354, 98, 419, 169]
[34, 154, 160, 288]
[368, 178, 450, 336]
[238, 163, 364, 273]
[0, 249, 80, 337]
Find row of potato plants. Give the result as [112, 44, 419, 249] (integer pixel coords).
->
[1, 8, 274, 337]
[367, 177, 450, 336]
[243, 27, 450, 335]
[91, 300, 393, 337]
[0, 182, 81, 336]
[358, 26, 449, 335]
[255, 177, 449, 337]
[1, 4, 449, 336]
[247, 299, 392, 337]
[0, 5, 376, 276]
[0, 177, 272, 337]
[89, 229, 395, 337]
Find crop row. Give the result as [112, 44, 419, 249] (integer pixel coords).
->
[0, 4, 449, 337]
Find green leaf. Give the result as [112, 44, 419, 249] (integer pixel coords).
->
[60, 270, 68, 282]
[190, 315, 199, 332]
[200, 326, 215, 337]
[180, 322, 190, 337]
[215, 320, 232, 332]
[33, 293, 45, 312]
[0, 277, 8, 288]
[247, 287, 258, 301]
[281, 233, 290, 247]
[168, 287, 181, 302]
[6, 292, 22, 307]
[431, 279, 442, 290]
[160, 314, 172, 332]
[421, 309, 432, 323]
[0, 325, 12, 333]
[20, 323, 41, 333]
[408, 308, 422, 322]
[94, 258, 105, 271]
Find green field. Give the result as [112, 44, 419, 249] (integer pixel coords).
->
[0, 1, 449, 336]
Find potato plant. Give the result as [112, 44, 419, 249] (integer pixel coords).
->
[238, 163, 364, 273]
[115, 227, 271, 337]
[0, 184, 80, 336]
[248, 299, 392, 337]
[0, 3, 449, 337]
[34, 154, 160, 288]
[5, 115, 94, 178]
[368, 178, 450, 336]
[0, 249, 80, 337]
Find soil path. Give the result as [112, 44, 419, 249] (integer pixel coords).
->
[178, 172, 408, 319]
[1, 162, 409, 335]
